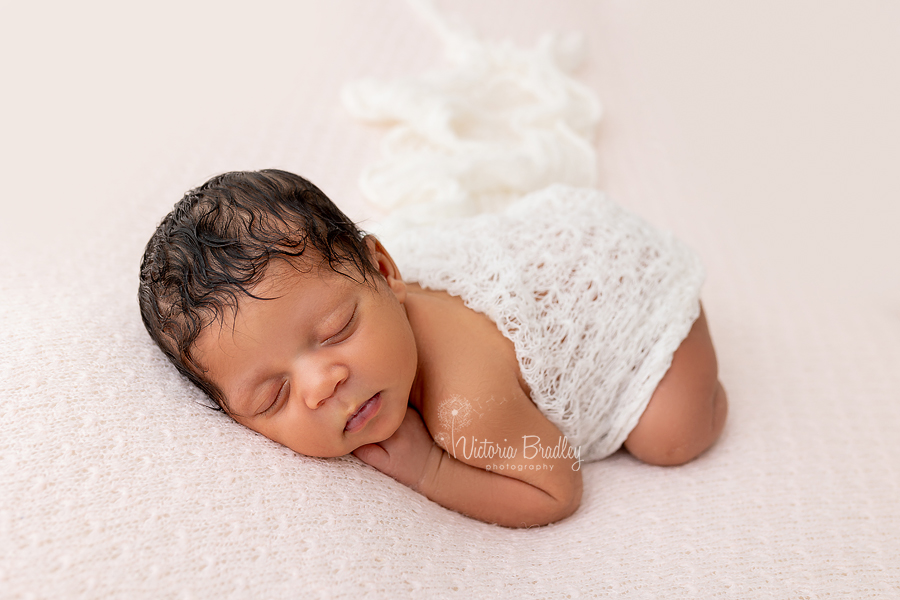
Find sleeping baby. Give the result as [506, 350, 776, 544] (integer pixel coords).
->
[139, 169, 727, 527]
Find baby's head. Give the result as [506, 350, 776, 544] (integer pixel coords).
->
[139, 170, 417, 456]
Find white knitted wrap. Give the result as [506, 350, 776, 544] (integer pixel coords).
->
[389, 184, 705, 461]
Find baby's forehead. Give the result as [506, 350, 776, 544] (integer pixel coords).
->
[252, 257, 368, 298]
[251, 258, 319, 296]
[194, 253, 379, 354]
[193, 259, 361, 359]
[207, 258, 373, 337]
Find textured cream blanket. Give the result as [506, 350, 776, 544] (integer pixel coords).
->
[1, 1, 898, 598]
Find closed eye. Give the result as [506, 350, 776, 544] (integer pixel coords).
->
[324, 305, 357, 345]
[259, 381, 289, 416]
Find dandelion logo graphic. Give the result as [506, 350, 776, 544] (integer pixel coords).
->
[435, 395, 474, 458]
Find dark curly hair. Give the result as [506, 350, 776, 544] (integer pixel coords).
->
[138, 169, 379, 411]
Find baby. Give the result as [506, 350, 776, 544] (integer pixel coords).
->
[139, 169, 727, 528]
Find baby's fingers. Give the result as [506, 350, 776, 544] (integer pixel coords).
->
[352, 443, 390, 472]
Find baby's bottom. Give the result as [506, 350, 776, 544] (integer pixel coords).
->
[623, 304, 728, 466]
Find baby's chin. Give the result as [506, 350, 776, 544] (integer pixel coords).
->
[298, 416, 403, 458]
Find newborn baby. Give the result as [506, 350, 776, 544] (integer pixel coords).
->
[139, 169, 727, 527]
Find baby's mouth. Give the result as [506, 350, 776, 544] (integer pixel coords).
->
[344, 393, 382, 433]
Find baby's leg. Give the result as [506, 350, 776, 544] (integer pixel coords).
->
[623, 304, 728, 466]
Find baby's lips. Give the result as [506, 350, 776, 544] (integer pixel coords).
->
[344, 393, 382, 433]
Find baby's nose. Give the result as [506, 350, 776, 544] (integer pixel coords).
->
[301, 362, 349, 409]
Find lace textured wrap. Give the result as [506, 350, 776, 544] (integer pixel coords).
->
[387, 184, 705, 461]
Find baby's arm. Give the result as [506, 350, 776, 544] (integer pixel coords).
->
[353, 395, 582, 528]
[419, 411, 583, 527]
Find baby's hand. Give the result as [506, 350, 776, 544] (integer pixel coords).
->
[352, 405, 441, 491]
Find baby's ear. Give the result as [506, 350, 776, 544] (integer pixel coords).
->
[364, 236, 407, 303]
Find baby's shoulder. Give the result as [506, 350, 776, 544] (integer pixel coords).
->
[405, 284, 574, 478]
[404, 285, 534, 442]
[405, 284, 523, 390]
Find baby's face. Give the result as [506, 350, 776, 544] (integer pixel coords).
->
[193, 248, 417, 458]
